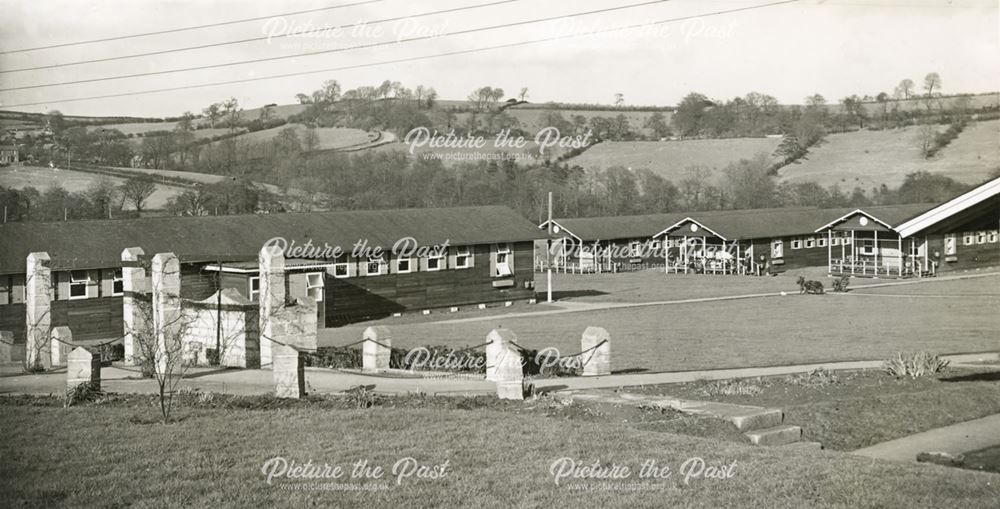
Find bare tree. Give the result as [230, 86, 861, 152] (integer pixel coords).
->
[915, 124, 937, 159]
[519, 87, 529, 102]
[923, 72, 942, 112]
[120, 178, 157, 212]
[614, 92, 625, 108]
[894, 79, 915, 100]
[127, 258, 195, 423]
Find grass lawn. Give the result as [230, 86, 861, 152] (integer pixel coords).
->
[2, 394, 998, 508]
[320, 273, 1000, 373]
[624, 367, 1000, 451]
[0, 166, 184, 209]
[961, 446, 1000, 474]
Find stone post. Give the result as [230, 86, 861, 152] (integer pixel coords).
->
[258, 245, 286, 366]
[580, 326, 611, 376]
[151, 253, 182, 378]
[273, 344, 305, 398]
[0, 331, 13, 363]
[50, 326, 73, 367]
[495, 341, 525, 400]
[66, 347, 101, 390]
[485, 328, 517, 381]
[362, 326, 391, 372]
[25, 252, 52, 371]
[121, 247, 148, 365]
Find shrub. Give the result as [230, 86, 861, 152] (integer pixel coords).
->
[785, 367, 840, 387]
[883, 352, 950, 378]
[63, 382, 104, 408]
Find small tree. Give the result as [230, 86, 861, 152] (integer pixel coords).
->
[127, 257, 195, 423]
[120, 178, 157, 212]
[915, 124, 937, 159]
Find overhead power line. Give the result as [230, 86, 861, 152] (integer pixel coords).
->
[0, 0, 523, 74]
[1, 0, 672, 91]
[0, 0, 800, 109]
[0, 0, 384, 55]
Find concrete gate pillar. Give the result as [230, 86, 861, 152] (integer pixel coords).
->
[151, 253, 182, 378]
[25, 252, 52, 371]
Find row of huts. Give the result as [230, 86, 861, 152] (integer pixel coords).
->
[0, 176, 997, 347]
[540, 176, 1000, 278]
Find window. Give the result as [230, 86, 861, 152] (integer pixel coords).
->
[831, 236, 840, 246]
[963, 232, 975, 246]
[650, 240, 661, 251]
[306, 272, 324, 302]
[69, 270, 91, 299]
[771, 239, 783, 258]
[495, 244, 513, 277]
[804, 237, 815, 249]
[790, 238, 802, 250]
[455, 247, 472, 269]
[366, 257, 387, 276]
[248, 276, 260, 301]
[630, 241, 642, 257]
[426, 253, 444, 271]
[396, 258, 413, 274]
[859, 239, 877, 256]
[989, 230, 999, 243]
[944, 234, 957, 255]
[333, 263, 350, 278]
[817, 237, 827, 248]
[111, 268, 123, 296]
[976, 231, 987, 244]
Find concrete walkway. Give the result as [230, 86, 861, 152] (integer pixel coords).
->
[852, 414, 1000, 463]
[3, 352, 996, 397]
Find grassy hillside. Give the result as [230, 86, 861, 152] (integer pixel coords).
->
[565, 137, 782, 177]
[209, 123, 374, 151]
[778, 120, 999, 189]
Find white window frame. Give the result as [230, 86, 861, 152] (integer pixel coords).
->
[111, 268, 124, 296]
[771, 239, 784, 258]
[804, 237, 815, 249]
[69, 270, 92, 300]
[455, 247, 472, 269]
[426, 253, 444, 271]
[963, 232, 975, 246]
[396, 257, 414, 274]
[790, 238, 802, 250]
[630, 241, 642, 257]
[366, 257, 387, 276]
[859, 239, 877, 256]
[989, 230, 999, 243]
[495, 244, 513, 277]
[306, 272, 324, 302]
[830, 236, 840, 246]
[976, 231, 987, 244]
[944, 233, 957, 255]
[248, 276, 260, 301]
[650, 240, 661, 251]
[332, 262, 350, 278]
[817, 237, 827, 248]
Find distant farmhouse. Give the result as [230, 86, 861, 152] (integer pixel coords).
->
[0, 145, 18, 165]
[541, 176, 1000, 277]
[0, 206, 543, 343]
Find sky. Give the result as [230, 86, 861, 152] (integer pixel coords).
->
[0, 0, 998, 117]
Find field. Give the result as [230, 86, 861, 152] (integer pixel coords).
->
[564, 137, 782, 177]
[455, 107, 672, 138]
[778, 120, 1000, 189]
[212, 123, 376, 151]
[320, 271, 1000, 373]
[0, 165, 184, 209]
[2, 394, 999, 508]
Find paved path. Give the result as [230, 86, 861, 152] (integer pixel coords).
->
[3, 352, 996, 397]
[852, 414, 1000, 463]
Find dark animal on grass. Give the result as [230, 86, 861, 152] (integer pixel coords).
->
[832, 275, 851, 292]
[796, 276, 825, 295]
